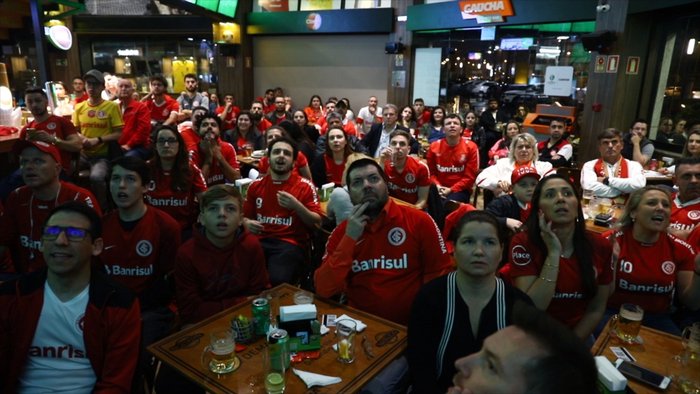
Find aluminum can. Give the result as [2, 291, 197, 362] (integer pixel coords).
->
[252, 298, 270, 336]
[267, 328, 290, 369]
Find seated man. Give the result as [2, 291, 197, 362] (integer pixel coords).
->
[176, 185, 269, 325]
[485, 166, 539, 232]
[314, 158, 452, 325]
[141, 75, 179, 126]
[0, 140, 100, 275]
[669, 156, 700, 239]
[536, 118, 572, 168]
[0, 201, 140, 392]
[448, 303, 597, 394]
[426, 114, 479, 203]
[379, 129, 430, 209]
[621, 118, 654, 167]
[187, 114, 241, 186]
[581, 128, 646, 200]
[244, 137, 321, 285]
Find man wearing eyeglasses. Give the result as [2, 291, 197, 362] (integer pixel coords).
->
[0, 201, 141, 393]
[0, 140, 100, 276]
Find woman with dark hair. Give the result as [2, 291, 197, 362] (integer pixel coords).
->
[408, 211, 532, 393]
[488, 120, 521, 165]
[462, 110, 479, 141]
[146, 125, 207, 237]
[421, 106, 446, 142]
[340, 97, 355, 122]
[279, 119, 316, 166]
[661, 126, 700, 175]
[603, 186, 700, 334]
[222, 110, 264, 155]
[304, 94, 324, 127]
[292, 109, 320, 144]
[311, 127, 353, 187]
[399, 105, 417, 136]
[507, 174, 612, 339]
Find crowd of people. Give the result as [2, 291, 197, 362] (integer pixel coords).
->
[1, 69, 699, 393]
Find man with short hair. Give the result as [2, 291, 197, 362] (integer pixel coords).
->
[0, 201, 141, 393]
[479, 98, 509, 168]
[413, 98, 431, 128]
[380, 129, 430, 209]
[537, 118, 572, 167]
[581, 128, 646, 199]
[426, 114, 480, 203]
[72, 76, 88, 104]
[117, 79, 151, 159]
[317, 100, 357, 136]
[188, 114, 240, 186]
[176, 73, 209, 115]
[251, 100, 272, 133]
[448, 303, 597, 394]
[356, 96, 383, 136]
[244, 137, 322, 285]
[0, 141, 100, 275]
[262, 88, 276, 114]
[669, 156, 700, 238]
[315, 158, 452, 324]
[141, 75, 179, 126]
[266, 95, 293, 125]
[362, 104, 417, 158]
[622, 118, 654, 167]
[216, 93, 240, 130]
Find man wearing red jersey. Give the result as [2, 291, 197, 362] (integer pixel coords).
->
[117, 79, 151, 159]
[670, 156, 700, 239]
[379, 129, 430, 209]
[0, 140, 100, 275]
[413, 98, 431, 128]
[244, 137, 322, 285]
[71, 76, 88, 105]
[188, 114, 240, 186]
[141, 75, 179, 126]
[215, 93, 240, 130]
[251, 100, 272, 134]
[315, 158, 452, 325]
[178, 106, 208, 150]
[426, 114, 479, 203]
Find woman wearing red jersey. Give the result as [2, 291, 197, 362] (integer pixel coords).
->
[488, 120, 521, 166]
[311, 127, 353, 188]
[146, 125, 207, 238]
[222, 111, 264, 155]
[303, 94, 324, 127]
[507, 174, 612, 339]
[604, 186, 700, 335]
[292, 109, 320, 144]
[462, 110, 478, 141]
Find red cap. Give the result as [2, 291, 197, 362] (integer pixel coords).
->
[511, 166, 540, 185]
[13, 139, 61, 164]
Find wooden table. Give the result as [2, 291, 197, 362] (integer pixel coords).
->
[148, 284, 407, 394]
[238, 155, 261, 169]
[592, 320, 699, 393]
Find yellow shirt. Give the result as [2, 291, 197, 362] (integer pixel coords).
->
[72, 99, 123, 157]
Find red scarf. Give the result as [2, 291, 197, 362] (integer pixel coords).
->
[593, 158, 628, 178]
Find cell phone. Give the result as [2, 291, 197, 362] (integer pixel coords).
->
[615, 359, 671, 390]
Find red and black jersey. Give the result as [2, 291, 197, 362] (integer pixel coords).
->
[426, 138, 479, 193]
[243, 173, 321, 247]
[189, 140, 240, 186]
[144, 163, 207, 231]
[0, 182, 100, 273]
[144, 95, 179, 123]
[384, 156, 430, 204]
[19, 115, 78, 170]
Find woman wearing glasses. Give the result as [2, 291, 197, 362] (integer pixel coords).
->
[146, 125, 207, 239]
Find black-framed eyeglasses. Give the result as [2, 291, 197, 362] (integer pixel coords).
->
[156, 138, 178, 145]
[42, 226, 91, 242]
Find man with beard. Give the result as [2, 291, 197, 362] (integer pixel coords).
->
[117, 79, 151, 159]
[537, 118, 572, 168]
[188, 114, 240, 186]
[315, 158, 451, 325]
[379, 129, 430, 209]
[669, 156, 700, 239]
[621, 118, 654, 167]
[251, 100, 272, 134]
[266, 95, 293, 125]
[243, 137, 321, 285]
[141, 75, 179, 126]
[478, 98, 509, 168]
[176, 73, 209, 117]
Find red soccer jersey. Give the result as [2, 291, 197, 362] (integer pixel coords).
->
[314, 199, 452, 324]
[215, 105, 240, 130]
[606, 229, 695, 313]
[384, 156, 430, 204]
[189, 140, 240, 186]
[243, 173, 321, 247]
[670, 194, 700, 233]
[179, 124, 200, 152]
[508, 231, 613, 329]
[101, 207, 181, 299]
[317, 118, 357, 136]
[145, 95, 179, 123]
[258, 151, 309, 177]
[19, 115, 78, 170]
[145, 162, 207, 231]
[426, 138, 479, 193]
[0, 182, 101, 273]
[118, 100, 151, 148]
[256, 118, 273, 134]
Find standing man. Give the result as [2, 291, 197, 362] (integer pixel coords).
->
[581, 128, 646, 200]
[621, 118, 654, 167]
[0, 201, 141, 393]
[537, 118, 572, 168]
[266, 95, 293, 125]
[251, 100, 272, 134]
[426, 114, 480, 203]
[479, 98, 509, 168]
[362, 104, 417, 157]
[413, 98, 431, 128]
[0, 141, 100, 275]
[176, 73, 209, 116]
[117, 79, 151, 159]
[188, 114, 240, 186]
[380, 129, 430, 209]
[141, 75, 179, 126]
[669, 156, 700, 239]
[356, 96, 383, 136]
[72, 69, 123, 207]
[315, 159, 451, 324]
[244, 137, 322, 285]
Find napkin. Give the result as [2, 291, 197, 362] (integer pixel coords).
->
[293, 368, 341, 388]
[336, 314, 367, 332]
[320, 324, 330, 335]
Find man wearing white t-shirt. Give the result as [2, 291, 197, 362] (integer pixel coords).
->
[356, 96, 383, 135]
[0, 202, 141, 393]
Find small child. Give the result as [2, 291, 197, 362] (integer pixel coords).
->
[485, 166, 540, 231]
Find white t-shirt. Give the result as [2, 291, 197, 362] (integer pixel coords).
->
[358, 106, 383, 134]
[19, 283, 96, 393]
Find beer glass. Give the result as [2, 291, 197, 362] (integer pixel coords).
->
[336, 319, 357, 363]
[201, 329, 236, 374]
[614, 304, 644, 343]
[682, 322, 700, 358]
[263, 346, 287, 394]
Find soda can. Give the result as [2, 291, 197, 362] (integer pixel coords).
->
[252, 298, 270, 336]
[267, 328, 290, 369]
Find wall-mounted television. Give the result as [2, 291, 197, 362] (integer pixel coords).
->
[500, 37, 534, 51]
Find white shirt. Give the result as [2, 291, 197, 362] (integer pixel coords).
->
[580, 157, 646, 198]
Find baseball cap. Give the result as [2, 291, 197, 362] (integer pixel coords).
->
[13, 139, 61, 164]
[83, 69, 104, 85]
[511, 166, 540, 185]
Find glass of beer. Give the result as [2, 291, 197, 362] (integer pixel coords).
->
[263, 347, 287, 394]
[615, 304, 644, 344]
[336, 319, 357, 363]
[201, 329, 236, 374]
[244, 144, 254, 157]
